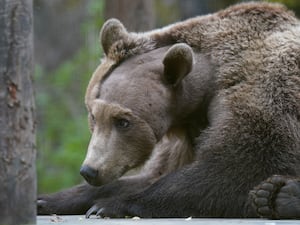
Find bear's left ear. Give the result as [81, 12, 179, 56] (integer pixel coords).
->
[100, 18, 128, 55]
[163, 43, 193, 86]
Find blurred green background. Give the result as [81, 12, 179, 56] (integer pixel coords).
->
[35, 0, 300, 194]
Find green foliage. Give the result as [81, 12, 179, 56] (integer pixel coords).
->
[267, 0, 300, 16]
[154, 0, 181, 27]
[36, 1, 103, 194]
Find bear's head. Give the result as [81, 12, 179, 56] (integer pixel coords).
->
[80, 19, 202, 186]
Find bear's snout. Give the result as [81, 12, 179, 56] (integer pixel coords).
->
[80, 165, 98, 185]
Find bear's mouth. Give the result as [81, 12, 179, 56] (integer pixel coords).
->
[82, 164, 132, 186]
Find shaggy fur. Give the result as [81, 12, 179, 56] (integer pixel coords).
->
[38, 2, 300, 218]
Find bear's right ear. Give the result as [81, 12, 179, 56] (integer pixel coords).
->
[100, 19, 128, 55]
[163, 43, 193, 86]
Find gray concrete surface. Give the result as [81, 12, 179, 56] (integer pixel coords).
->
[37, 215, 300, 225]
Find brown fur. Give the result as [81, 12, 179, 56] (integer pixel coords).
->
[141, 128, 194, 180]
[38, 2, 300, 218]
[82, 45, 212, 185]
[84, 2, 300, 218]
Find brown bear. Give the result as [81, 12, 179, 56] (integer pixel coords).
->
[38, 35, 201, 216]
[38, 2, 300, 219]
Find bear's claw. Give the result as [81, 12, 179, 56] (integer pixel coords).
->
[86, 199, 130, 219]
[86, 205, 101, 218]
[37, 198, 53, 215]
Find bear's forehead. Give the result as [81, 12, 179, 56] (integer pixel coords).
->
[98, 46, 171, 104]
[99, 70, 170, 119]
[105, 46, 171, 80]
[90, 46, 173, 122]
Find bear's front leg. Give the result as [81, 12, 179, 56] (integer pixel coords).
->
[249, 175, 300, 219]
[38, 176, 153, 215]
[38, 183, 98, 215]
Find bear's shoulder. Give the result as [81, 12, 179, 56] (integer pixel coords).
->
[102, 2, 297, 64]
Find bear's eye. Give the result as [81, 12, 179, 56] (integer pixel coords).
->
[114, 118, 131, 130]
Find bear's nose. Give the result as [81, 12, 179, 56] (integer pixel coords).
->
[80, 165, 98, 183]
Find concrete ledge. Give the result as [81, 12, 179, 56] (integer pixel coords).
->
[37, 215, 299, 225]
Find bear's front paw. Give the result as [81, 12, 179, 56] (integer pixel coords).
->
[249, 175, 300, 219]
[86, 199, 132, 219]
[37, 196, 56, 215]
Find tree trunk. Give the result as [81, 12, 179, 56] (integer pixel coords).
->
[0, 1, 36, 225]
[104, 0, 155, 32]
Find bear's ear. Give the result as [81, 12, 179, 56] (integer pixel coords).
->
[100, 18, 128, 55]
[163, 43, 193, 86]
